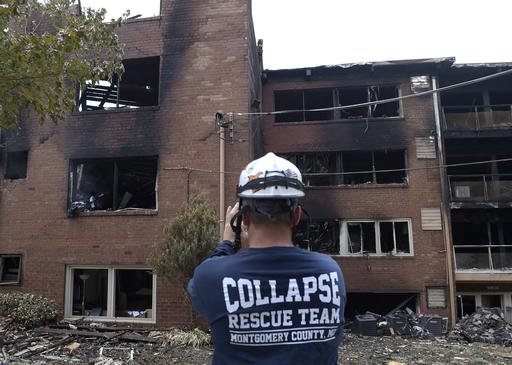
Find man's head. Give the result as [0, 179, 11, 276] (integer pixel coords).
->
[236, 152, 305, 230]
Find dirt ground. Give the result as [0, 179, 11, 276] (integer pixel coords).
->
[5, 331, 512, 364]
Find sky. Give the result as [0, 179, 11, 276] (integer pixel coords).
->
[81, 0, 512, 70]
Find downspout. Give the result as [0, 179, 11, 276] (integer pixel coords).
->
[432, 76, 457, 326]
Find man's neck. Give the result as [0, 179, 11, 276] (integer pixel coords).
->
[247, 227, 294, 248]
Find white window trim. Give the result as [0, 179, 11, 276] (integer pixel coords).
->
[339, 219, 414, 256]
[457, 292, 512, 323]
[64, 265, 157, 324]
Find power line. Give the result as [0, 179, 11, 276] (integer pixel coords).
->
[232, 68, 512, 117]
[163, 157, 512, 178]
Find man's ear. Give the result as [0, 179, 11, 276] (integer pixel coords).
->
[291, 205, 302, 227]
[242, 212, 251, 227]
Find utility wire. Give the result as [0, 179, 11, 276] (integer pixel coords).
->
[164, 157, 512, 177]
[233, 68, 512, 117]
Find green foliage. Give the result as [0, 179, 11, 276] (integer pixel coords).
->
[164, 328, 212, 348]
[0, 292, 59, 329]
[0, 0, 126, 128]
[151, 191, 219, 293]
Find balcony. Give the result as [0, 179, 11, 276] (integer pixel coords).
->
[449, 174, 512, 202]
[443, 105, 512, 131]
[454, 245, 512, 273]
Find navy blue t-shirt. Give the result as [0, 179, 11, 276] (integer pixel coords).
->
[188, 241, 346, 365]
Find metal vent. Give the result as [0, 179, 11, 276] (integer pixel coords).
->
[410, 76, 431, 93]
[415, 137, 436, 159]
[421, 208, 442, 230]
[427, 287, 446, 308]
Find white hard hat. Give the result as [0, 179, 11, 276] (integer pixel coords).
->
[237, 152, 305, 198]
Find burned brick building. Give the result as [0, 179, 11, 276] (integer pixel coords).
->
[2, 1, 512, 329]
[260, 59, 512, 325]
[0, 0, 261, 326]
[439, 63, 512, 322]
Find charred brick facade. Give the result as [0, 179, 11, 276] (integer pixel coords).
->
[260, 62, 454, 322]
[0, 0, 260, 326]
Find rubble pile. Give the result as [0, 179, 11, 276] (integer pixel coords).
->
[0, 317, 212, 364]
[2, 311, 512, 364]
[448, 307, 512, 346]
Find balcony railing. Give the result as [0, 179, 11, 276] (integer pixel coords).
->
[448, 174, 512, 201]
[454, 245, 512, 272]
[443, 105, 512, 131]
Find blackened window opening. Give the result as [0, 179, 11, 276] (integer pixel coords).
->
[282, 150, 406, 187]
[339, 87, 369, 119]
[4, 151, 28, 179]
[79, 56, 160, 111]
[69, 156, 158, 215]
[294, 219, 340, 255]
[282, 152, 339, 186]
[451, 210, 512, 246]
[0, 255, 22, 284]
[347, 222, 376, 254]
[274, 85, 400, 123]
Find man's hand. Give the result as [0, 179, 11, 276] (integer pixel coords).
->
[222, 202, 240, 242]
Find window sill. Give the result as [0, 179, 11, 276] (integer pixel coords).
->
[305, 183, 409, 190]
[72, 105, 160, 116]
[274, 116, 404, 125]
[70, 209, 157, 217]
[0, 281, 21, 286]
[65, 316, 156, 324]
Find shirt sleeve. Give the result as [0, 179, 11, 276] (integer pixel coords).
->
[187, 240, 236, 316]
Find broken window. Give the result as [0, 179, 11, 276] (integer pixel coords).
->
[282, 150, 406, 187]
[282, 152, 339, 186]
[274, 88, 333, 123]
[380, 221, 410, 254]
[342, 151, 374, 184]
[294, 219, 340, 254]
[4, 150, 28, 179]
[68, 156, 158, 216]
[441, 91, 485, 130]
[339, 87, 369, 119]
[339, 86, 400, 119]
[342, 150, 406, 185]
[340, 220, 412, 255]
[274, 85, 400, 123]
[457, 294, 476, 319]
[457, 293, 506, 319]
[370, 86, 400, 118]
[0, 255, 22, 284]
[347, 222, 376, 254]
[78, 56, 160, 111]
[67, 267, 155, 320]
[452, 210, 512, 271]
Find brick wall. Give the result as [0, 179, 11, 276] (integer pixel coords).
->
[0, 0, 259, 327]
[261, 68, 451, 319]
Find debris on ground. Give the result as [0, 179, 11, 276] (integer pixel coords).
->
[2, 308, 512, 364]
[447, 307, 512, 346]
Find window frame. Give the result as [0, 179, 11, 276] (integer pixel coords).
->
[64, 265, 157, 323]
[77, 56, 161, 112]
[274, 85, 402, 123]
[0, 254, 22, 285]
[4, 150, 29, 180]
[281, 150, 408, 187]
[68, 156, 159, 216]
[339, 219, 414, 256]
